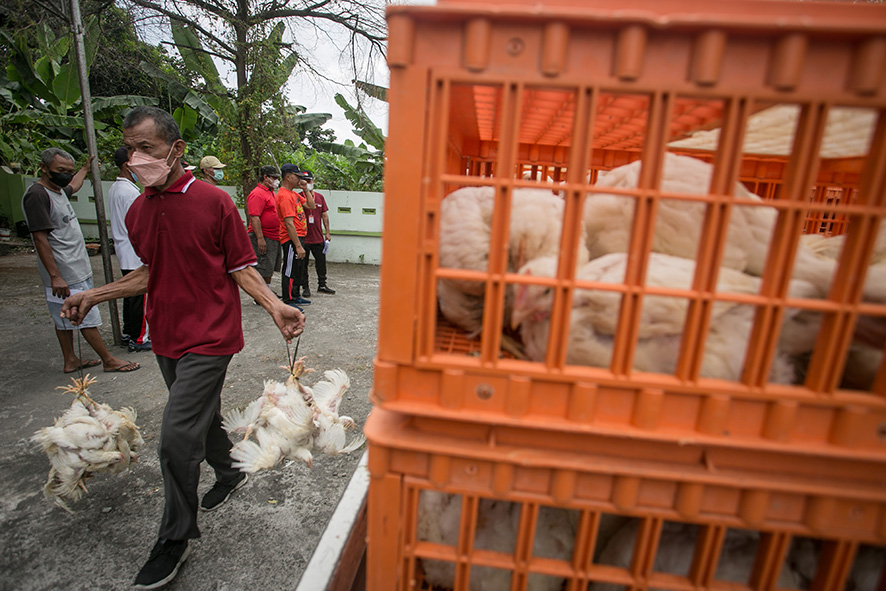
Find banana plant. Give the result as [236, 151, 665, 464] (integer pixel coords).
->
[0, 21, 157, 170]
[313, 93, 385, 185]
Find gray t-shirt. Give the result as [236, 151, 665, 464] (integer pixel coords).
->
[21, 182, 92, 287]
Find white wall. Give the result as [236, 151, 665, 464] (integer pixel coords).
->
[25, 178, 384, 265]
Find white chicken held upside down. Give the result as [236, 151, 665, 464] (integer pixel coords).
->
[222, 358, 364, 474]
[32, 375, 144, 512]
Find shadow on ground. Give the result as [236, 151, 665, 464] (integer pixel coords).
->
[0, 250, 378, 591]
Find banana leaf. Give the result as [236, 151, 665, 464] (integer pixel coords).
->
[355, 80, 387, 102]
[171, 23, 226, 97]
[334, 93, 385, 152]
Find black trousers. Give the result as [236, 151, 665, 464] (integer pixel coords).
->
[281, 238, 309, 301]
[304, 241, 328, 288]
[155, 353, 239, 541]
[121, 268, 148, 343]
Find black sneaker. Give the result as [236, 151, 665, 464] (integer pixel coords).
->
[121, 334, 132, 347]
[200, 473, 248, 511]
[293, 297, 311, 305]
[133, 539, 190, 589]
[128, 341, 152, 352]
[317, 285, 336, 294]
[302, 287, 311, 298]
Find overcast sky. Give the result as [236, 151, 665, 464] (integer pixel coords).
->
[134, 1, 435, 147]
[283, 0, 435, 146]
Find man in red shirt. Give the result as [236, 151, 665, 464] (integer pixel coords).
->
[61, 106, 305, 590]
[276, 163, 315, 306]
[296, 168, 336, 295]
[245, 165, 282, 291]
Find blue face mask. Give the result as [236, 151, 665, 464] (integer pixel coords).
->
[213, 169, 224, 181]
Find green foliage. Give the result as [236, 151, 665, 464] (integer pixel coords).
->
[86, 4, 172, 101]
[334, 93, 385, 152]
[354, 81, 388, 102]
[0, 20, 160, 174]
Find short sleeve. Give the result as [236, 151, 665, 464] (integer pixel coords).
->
[246, 188, 264, 217]
[22, 185, 53, 232]
[279, 192, 297, 220]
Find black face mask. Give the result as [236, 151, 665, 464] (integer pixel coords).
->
[48, 170, 74, 188]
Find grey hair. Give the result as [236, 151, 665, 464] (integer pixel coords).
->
[122, 106, 182, 145]
[41, 148, 74, 167]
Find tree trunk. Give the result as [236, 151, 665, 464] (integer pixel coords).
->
[234, 6, 254, 205]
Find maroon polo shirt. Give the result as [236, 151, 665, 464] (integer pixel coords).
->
[126, 172, 258, 359]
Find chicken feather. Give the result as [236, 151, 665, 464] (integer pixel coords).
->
[438, 186, 589, 338]
[32, 376, 143, 512]
[513, 254, 820, 383]
[585, 153, 886, 304]
[224, 362, 364, 475]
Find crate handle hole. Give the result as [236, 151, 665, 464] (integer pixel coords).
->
[878, 423, 886, 438]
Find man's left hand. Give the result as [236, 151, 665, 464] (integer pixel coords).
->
[271, 302, 306, 341]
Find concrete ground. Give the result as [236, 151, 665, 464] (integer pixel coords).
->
[0, 248, 378, 591]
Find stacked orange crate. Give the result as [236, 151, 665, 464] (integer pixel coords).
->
[368, 1, 886, 589]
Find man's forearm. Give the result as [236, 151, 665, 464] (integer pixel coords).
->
[84, 266, 149, 302]
[32, 232, 63, 279]
[232, 266, 276, 307]
[284, 219, 300, 245]
[250, 216, 265, 241]
[69, 163, 90, 194]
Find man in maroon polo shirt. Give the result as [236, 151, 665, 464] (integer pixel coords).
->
[61, 106, 305, 590]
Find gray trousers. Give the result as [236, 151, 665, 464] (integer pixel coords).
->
[155, 353, 240, 541]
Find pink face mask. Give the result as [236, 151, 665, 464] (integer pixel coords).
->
[127, 144, 176, 187]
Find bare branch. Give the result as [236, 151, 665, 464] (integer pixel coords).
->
[255, 9, 386, 48]
[32, 0, 70, 22]
[158, 40, 232, 65]
[126, 0, 238, 56]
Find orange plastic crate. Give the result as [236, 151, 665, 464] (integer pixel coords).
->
[375, 0, 886, 454]
[365, 408, 886, 590]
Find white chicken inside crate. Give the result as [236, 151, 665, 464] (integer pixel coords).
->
[415, 490, 885, 591]
[436, 152, 886, 388]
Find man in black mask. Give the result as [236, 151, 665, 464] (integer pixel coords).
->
[21, 147, 139, 374]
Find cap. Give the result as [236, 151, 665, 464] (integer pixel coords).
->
[295, 168, 314, 182]
[259, 165, 280, 179]
[280, 163, 302, 176]
[200, 155, 226, 169]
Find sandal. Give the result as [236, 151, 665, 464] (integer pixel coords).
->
[104, 362, 141, 373]
[64, 359, 102, 374]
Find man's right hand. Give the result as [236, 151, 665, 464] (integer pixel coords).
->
[61, 290, 94, 325]
[257, 237, 267, 255]
[296, 246, 306, 259]
[51, 275, 70, 299]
